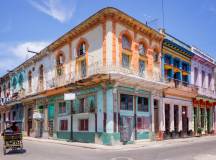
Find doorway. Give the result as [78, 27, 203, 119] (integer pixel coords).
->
[154, 99, 159, 134]
[207, 108, 211, 133]
[182, 106, 188, 134]
[120, 116, 134, 142]
[27, 108, 33, 136]
[174, 105, 179, 132]
[165, 104, 170, 133]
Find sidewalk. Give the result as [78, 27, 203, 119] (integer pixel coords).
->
[23, 135, 216, 151]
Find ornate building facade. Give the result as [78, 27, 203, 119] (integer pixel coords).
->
[0, 7, 215, 145]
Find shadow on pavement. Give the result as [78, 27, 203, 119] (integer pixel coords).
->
[5, 149, 26, 155]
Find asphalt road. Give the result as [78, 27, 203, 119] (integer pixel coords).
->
[1, 138, 216, 160]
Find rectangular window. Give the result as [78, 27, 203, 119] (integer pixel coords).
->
[58, 102, 66, 114]
[122, 54, 130, 68]
[137, 117, 144, 129]
[194, 67, 198, 85]
[79, 98, 85, 113]
[208, 74, 212, 88]
[138, 97, 149, 112]
[202, 71, 205, 87]
[120, 94, 133, 111]
[79, 119, 88, 131]
[81, 60, 86, 78]
[165, 55, 171, 65]
[60, 119, 68, 131]
[139, 60, 145, 75]
[173, 59, 180, 68]
[182, 63, 188, 72]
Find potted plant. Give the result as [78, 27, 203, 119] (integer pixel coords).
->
[197, 127, 203, 137]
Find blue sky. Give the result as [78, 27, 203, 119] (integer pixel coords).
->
[0, 0, 216, 76]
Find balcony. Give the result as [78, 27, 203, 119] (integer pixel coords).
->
[198, 87, 216, 99]
[73, 62, 167, 90]
[164, 78, 198, 98]
[75, 62, 159, 81]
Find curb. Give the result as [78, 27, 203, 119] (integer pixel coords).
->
[23, 137, 117, 150]
[23, 135, 216, 150]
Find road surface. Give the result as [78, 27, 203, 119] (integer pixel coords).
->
[1, 138, 216, 160]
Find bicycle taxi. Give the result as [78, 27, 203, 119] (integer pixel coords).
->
[2, 120, 23, 155]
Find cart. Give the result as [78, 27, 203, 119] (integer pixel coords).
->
[2, 121, 23, 155]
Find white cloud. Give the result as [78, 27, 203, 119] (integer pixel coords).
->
[9, 41, 49, 59]
[28, 0, 76, 23]
[0, 41, 49, 76]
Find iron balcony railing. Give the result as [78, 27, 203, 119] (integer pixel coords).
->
[165, 77, 198, 91]
[75, 62, 162, 82]
[198, 87, 216, 99]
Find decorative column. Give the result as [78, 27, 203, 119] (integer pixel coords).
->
[0, 112, 3, 133]
[151, 94, 155, 133]
[96, 89, 104, 132]
[161, 55, 165, 81]
[23, 105, 27, 136]
[188, 106, 194, 131]
[106, 88, 114, 133]
[179, 106, 182, 131]
[160, 98, 165, 132]
[170, 104, 174, 132]
[213, 106, 216, 134]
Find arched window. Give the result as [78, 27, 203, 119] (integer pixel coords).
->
[56, 52, 64, 66]
[78, 42, 86, 57]
[12, 78, 17, 89]
[28, 71, 32, 91]
[138, 43, 146, 55]
[38, 65, 44, 91]
[18, 74, 24, 87]
[56, 52, 65, 76]
[122, 35, 131, 50]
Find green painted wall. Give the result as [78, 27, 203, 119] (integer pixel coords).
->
[136, 132, 149, 140]
[73, 132, 95, 143]
[56, 132, 71, 140]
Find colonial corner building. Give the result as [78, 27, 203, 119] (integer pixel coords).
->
[0, 7, 215, 145]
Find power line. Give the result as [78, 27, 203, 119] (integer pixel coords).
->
[162, 0, 165, 29]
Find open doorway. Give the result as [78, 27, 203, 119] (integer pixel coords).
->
[154, 99, 159, 134]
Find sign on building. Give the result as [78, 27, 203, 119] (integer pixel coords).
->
[64, 93, 76, 101]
